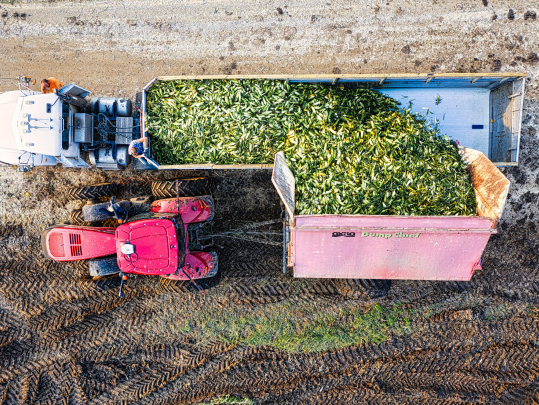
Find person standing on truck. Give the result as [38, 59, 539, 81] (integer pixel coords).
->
[41, 77, 64, 94]
[129, 136, 149, 159]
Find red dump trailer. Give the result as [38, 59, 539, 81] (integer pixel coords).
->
[272, 148, 510, 281]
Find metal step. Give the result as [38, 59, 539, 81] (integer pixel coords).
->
[95, 162, 122, 170]
[133, 156, 159, 170]
[58, 155, 90, 168]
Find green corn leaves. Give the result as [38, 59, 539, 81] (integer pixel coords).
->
[147, 79, 477, 217]
[146, 79, 397, 165]
[285, 109, 477, 217]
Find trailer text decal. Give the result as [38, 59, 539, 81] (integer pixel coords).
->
[361, 232, 420, 239]
[332, 232, 356, 237]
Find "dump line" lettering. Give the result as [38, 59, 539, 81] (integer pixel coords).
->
[361, 232, 420, 239]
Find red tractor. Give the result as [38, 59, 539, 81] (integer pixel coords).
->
[42, 179, 217, 297]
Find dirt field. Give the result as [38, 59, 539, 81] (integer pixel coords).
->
[1, 0, 539, 404]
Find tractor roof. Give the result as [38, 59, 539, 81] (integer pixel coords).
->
[116, 218, 180, 275]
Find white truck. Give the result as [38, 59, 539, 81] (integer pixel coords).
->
[0, 73, 526, 171]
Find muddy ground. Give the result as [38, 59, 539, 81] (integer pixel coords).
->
[1, 0, 539, 404]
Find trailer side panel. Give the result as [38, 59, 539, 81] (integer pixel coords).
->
[291, 215, 494, 281]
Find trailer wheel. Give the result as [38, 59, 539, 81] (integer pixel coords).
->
[66, 183, 116, 201]
[151, 177, 213, 198]
[69, 210, 90, 226]
[82, 200, 132, 222]
[89, 257, 120, 278]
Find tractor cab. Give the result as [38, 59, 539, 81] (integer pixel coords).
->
[115, 213, 185, 276]
[115, 211, 216, 281]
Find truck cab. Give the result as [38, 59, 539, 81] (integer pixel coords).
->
[0, 82, 135, 171]
[0, 90, 76, 169]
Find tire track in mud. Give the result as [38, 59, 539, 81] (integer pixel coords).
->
[1, 167, 539, 403]
[217, 239, 283, 281]
[1, 292, 538, 403]
[120, 318, 539, 404]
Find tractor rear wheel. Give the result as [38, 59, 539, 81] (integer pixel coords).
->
[151, 177, 213, 198]
[66, 183, 116, 201]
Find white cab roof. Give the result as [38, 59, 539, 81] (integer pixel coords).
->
[0, 90, 63, 156]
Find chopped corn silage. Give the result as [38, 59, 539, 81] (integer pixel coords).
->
[147, 79, 477, 216]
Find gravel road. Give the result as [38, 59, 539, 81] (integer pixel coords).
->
[1, 0, 538, 97]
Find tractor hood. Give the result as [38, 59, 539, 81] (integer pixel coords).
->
[0, 91, 63, 156]
[116, 218, 180, 275]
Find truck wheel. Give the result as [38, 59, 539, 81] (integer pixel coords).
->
[151, 177, 213, 198]
[69, 210, 89, 226]
[135, 92, 143, 109]
[89, 257, 120, 278]
[82, 200, 132, 222]
[66, 183, 116, 201]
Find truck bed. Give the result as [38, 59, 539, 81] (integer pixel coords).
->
[141, 73, 526, 169]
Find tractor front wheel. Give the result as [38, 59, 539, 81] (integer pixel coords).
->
[82, 200, 132, 222]
[69, 210, 89, 226]
[151, 177, 213, 198]
[201, 251, 218, 279]
[89, 257, 120, 278]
